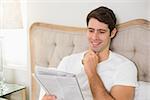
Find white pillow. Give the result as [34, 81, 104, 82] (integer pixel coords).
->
[134, 81, 150, 100]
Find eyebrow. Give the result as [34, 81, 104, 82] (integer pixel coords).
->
[88, 27, 107, 31]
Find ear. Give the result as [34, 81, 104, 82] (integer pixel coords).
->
[110, 28, 117, 38]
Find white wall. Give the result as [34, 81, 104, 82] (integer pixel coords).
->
[27, 0, 149, 28]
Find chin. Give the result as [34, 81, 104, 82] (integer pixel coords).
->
[90, 44, 101, 52]
[91, 47, 101, 53]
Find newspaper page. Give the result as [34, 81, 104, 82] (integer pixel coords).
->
[35, 66, 84, 100]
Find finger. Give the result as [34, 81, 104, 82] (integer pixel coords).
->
[88, 48, 96, 54]
[82, 50, 98, 64]
[47, 95, 57, 100]
[44, 94, 57, 99]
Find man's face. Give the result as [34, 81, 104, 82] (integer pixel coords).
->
[87, 18, 112, 53]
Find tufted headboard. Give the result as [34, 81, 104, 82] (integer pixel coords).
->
[29, 19, 150, 100]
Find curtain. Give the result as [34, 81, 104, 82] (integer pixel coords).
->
[0, 0, 23, 29]
[0, 0, 27, 68]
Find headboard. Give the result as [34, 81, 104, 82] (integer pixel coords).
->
[29, 19, 150, 100]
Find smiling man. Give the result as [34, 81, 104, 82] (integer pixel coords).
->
[41, 6, 137, 100]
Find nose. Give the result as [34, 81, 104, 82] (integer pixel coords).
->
[92, 32, 99, 40]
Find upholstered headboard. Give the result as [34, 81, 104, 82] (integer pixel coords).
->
[29, 19, 150, 100]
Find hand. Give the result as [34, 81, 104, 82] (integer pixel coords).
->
[42, 94, 57, 100]
[82, 50, 99, 78]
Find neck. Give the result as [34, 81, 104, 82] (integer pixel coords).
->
[97, 49, 110, 62]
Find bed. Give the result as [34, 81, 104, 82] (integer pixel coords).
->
[29, 19, 150, 100]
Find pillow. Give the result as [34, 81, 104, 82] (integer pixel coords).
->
[134, 81, 150, 100]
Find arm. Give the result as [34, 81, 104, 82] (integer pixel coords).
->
[110, 85, 135, 100]
[88, 72, 115, 100]
[88, 72, 135, 100]
[83, 51, 135, 100]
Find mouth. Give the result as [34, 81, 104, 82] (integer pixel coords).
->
[91, 41, 101, 48]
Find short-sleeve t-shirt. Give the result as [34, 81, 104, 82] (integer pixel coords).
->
[39, 51, 138, 100]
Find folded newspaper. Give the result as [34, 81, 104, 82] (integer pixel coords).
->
[35, 66, 84, 100]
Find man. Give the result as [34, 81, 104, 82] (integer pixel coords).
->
[41, 6, 137, 100]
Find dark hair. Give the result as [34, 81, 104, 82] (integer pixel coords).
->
[86, 6, 117, 32]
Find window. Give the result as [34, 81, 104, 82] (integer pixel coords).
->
[0, 0, 27, 69]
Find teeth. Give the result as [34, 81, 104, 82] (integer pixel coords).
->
[92, 43, 99, 46]
[92, 42, 99, 45]
[93, 42, 98, 44]
[91, 41, 101, 47]
[93, 43, 98, 45]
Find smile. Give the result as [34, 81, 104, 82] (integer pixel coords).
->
[91, 42, 101, 47]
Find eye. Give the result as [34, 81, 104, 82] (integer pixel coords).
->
[99, 31, 105, 34]
[97, 30, 106, 34]
[88, 29, 95, 33]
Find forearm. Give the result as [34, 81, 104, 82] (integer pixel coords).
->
[88, 73, 115, 100]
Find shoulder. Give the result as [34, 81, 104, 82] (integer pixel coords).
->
[62, 51, 85, 61]
[111, 52, 138, 87]
[110, 51, 137, 73]
[58, 51, 85, 66]
[111, 51, 135, 65]
[57, 51, 85, 72]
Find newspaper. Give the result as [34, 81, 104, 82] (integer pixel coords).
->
[35, 66, 84, 100]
